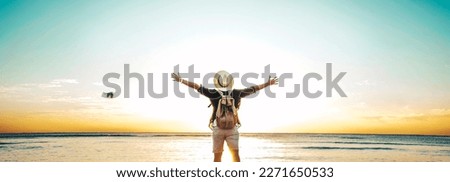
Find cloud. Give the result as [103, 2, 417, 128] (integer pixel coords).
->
[0, 78, 80, 100]
[361, 108, 450, 123]
[92, 82, 103, 86]
[429, 108, 450, 115]
[37, 83, 62, 88]
[1, 79, 79, 90]
[355, 80, 376, 86]
[50, 79, 79, 84]
[36, 79, 79, 88]
[0, 78, 123, 115]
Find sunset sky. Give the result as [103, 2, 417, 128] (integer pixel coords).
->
[1, 0, 449, 135]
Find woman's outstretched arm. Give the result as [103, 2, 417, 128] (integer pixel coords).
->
[239, 76, 278, 98]
[171, 72, 201, 90]
[253, 76, 279, 92]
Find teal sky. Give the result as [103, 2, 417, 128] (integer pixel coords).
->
[1, 0, 449, 78]
[1, 0, 449, 133]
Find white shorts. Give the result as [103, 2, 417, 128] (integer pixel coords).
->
[212, 127, 239, 153]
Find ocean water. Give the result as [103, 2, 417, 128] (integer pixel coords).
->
[0, 133, 449, 162]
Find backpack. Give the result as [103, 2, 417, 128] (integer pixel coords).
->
[215, 90, 238, 129]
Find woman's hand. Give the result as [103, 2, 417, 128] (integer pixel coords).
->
[172, 72, 201, 90]
[171, 72, 181, 82]
[209, 122, 214, 131]
[269, 76, 279, 85]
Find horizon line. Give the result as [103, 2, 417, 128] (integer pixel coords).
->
[1, 131, 448, 137]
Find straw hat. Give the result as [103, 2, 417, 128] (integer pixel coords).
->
[213, 70, 234, 91]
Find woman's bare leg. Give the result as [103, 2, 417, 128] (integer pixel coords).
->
[214, 152, 222, 162]
[230, 149, 241, 162]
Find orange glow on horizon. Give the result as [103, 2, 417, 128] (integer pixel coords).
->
[1, 111, 449, 136]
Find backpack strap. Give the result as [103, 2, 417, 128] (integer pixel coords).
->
[216, 89, 234, 97]
[216, 89, 224, 97]
[227, 90, 237, 116]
